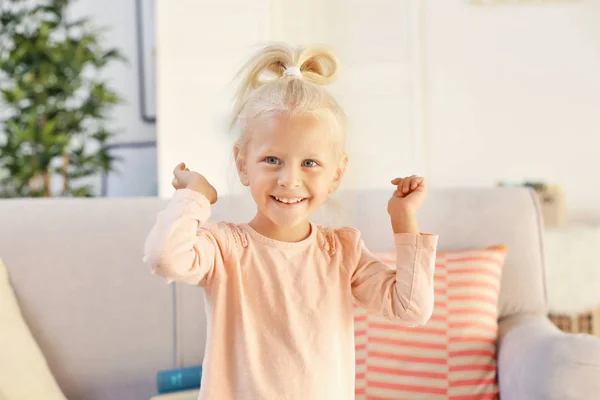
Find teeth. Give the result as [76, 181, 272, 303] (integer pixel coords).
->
[274, 196, 304, 204]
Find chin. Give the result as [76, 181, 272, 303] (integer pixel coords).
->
[266, 213, 308, 229]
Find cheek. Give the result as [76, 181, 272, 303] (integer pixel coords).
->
[247, 165, 272, 189]
[311, 171, 336, 193]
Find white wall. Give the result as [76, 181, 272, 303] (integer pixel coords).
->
[156, 0, 600, 223]
[269, 0, 423, 192]
[424, 1, 600, 223]
[156, 0, 270, 198]
[155, 0, 422, 198]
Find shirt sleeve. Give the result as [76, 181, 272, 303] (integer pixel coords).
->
[143, 188, 230, 287]
[339, 228, 438, 326]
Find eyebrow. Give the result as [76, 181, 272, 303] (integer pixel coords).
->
[258, 149, 324, 160]
[304, 154, 324, 159]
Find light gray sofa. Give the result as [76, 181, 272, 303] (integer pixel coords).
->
[1, 187, 599, 400]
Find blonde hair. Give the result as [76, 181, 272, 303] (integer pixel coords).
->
[230, 43, 347, 158]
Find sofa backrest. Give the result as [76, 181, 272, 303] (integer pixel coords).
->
[0, 187, 547, 398]
[0, 197, 173, 400]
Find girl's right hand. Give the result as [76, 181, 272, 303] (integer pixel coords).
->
[172, 162, 218, 204]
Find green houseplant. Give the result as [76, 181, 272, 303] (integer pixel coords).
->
[0, 0, 126, 197]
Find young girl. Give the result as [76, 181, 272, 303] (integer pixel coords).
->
[144, 43, 437, 400]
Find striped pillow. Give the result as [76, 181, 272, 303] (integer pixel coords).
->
[354, 246, 507, 400]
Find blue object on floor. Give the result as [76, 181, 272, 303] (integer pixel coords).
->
[156, 365, 203, 394]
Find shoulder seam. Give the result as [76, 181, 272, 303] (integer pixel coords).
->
[316, 224, 338, 256]
[220, 222, 249, 251]
[334, 226, 361, 274]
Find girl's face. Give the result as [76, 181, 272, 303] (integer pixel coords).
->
[239, 113, 346, 238]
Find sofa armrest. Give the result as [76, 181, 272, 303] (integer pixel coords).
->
[497, 315, 600, 400]
[150, 389, 200, 400]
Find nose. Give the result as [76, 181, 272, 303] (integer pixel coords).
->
[277, 164, 301, 188]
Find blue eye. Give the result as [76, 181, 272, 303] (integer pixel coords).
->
[302, 160, 318, 167]
[265, 156, 280, 165]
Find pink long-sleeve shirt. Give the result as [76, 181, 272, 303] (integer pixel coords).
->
[144, 189, 438, 400]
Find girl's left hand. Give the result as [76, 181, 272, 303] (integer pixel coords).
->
[388, 175, 428, 217]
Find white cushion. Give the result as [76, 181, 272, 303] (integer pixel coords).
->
[0, 259, 66, 400]
[150, 389, 200, 400]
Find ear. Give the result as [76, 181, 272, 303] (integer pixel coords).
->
[234, 145, 250, 187]
[329, 153, 348, 194]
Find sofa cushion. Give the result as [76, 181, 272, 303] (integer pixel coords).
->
[355, 246, 506, 399]
[150, 389, 201, 400]
[0, 197, 178, 400]
[0, 259, 67, 400]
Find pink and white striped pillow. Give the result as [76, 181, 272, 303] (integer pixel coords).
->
[354, 246, 507, 400]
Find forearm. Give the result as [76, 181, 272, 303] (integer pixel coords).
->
[143, 189, 215, 285]
[351, 233, 437, 325]
[391, 212, 419, 234]
[390, 233, 436, 325]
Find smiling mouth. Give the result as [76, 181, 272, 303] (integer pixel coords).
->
[270, 195, 307, 204]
